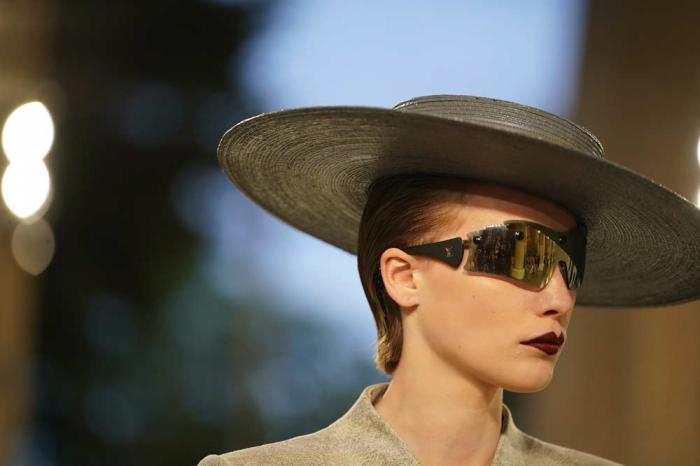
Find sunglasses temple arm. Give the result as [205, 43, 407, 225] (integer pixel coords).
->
[401, 237, 465, 268]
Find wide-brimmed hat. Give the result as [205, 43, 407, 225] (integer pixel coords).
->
[217, 95, 700, 308]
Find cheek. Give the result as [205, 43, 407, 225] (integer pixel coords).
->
[416, 271, 563, 390]
[418, 272, 517, 360]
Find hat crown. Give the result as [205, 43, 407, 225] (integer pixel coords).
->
[392, 95, 604, 159]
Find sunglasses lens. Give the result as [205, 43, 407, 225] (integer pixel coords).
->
[466, 222, 581, 289]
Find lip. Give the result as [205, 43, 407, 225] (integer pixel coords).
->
[520, 331, 564, 356]
[522, 342, 560, 355]
[521, 331, 564, 345]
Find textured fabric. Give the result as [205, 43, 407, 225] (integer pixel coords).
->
[197, 382, 625, 465]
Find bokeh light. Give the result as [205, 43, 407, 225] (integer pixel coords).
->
[2, 101, 54, 162]
[2, 160, 51, 220]
[238, 0, 588, 115]
[11, 218, 56, 275]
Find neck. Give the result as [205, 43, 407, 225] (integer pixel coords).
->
[372, 344, 504, 466]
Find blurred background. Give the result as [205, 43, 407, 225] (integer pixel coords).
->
[1, 0, 699, 465]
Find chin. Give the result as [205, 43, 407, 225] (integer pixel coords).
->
[500, 367, 555, 393]
[504, 378, 553, 393]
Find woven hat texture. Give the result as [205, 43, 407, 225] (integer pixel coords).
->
[218, 95, 700, 308]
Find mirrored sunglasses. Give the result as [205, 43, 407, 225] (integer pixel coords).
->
[381, 219, 587, 290]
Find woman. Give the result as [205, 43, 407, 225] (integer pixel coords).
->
[198, 95, 700, 465]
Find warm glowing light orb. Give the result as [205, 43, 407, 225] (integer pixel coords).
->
[11, 218, 56, 275]
[1, 160, 51, 219]
[2, 101, 55, 162]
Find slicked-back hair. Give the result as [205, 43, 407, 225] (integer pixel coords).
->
[357, 174, 483, 375]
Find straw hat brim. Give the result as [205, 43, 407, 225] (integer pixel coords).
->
[218, 106, 700, 308]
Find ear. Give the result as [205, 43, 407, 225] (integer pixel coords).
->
[379, 247, 421, 309]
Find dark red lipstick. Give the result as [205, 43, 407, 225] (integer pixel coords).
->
[521, 331, 564, 356]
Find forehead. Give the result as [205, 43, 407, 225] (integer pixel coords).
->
[444, 180, 578, 233]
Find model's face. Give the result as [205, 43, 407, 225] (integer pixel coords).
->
[385, 183, 578, 393]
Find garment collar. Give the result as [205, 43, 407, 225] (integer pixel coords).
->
[330, 381, 527, 465]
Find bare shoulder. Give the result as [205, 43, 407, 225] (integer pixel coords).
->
[517, 430, 626, 466]
[196, 425, 347, 466]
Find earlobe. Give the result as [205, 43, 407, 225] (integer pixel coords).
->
[380, 248, 420, 308]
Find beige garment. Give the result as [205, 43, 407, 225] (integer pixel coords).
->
[197, 382, 624, 465]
